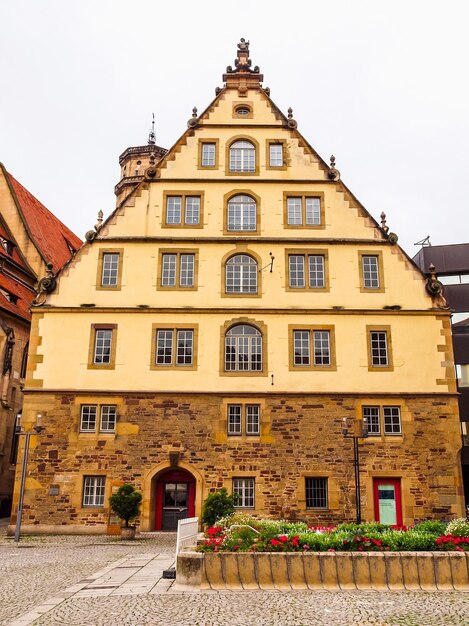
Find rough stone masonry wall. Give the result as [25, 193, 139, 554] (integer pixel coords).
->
[14, 392, 464, 532]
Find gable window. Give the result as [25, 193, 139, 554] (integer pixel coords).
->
[227, 404, 260, 436]
[155, 328, 194, 367]
[159, 251, 196, 289]
[82, 476, 106, 507]
[233, 477, 255, 508]
[163, 194, 202, 227]
[287, 254, 326, 289]
[88, 325, 117, 370]
[225, 324, 262, 372]
[101, 253, 119, 287]
[226, 254, 258, 294]
[229, 140, 255, 173]
[305, 477, 328, 509]
[362, 406, 401, 435]
[202, 143, 216, 166]
[227, 195, 256, 231]
[291, 327, 335, 370]
[362, 255, 379, 288]
[269, 143, 283, 167]
[285, 195, 323, 227]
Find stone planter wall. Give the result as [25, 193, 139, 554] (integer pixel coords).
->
[176, 551, 469, 591]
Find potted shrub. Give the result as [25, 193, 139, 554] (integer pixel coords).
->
[109, 484, 142, 539]
[202, 488, 237, 528]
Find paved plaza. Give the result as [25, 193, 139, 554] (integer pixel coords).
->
[1, 525, 468, 626]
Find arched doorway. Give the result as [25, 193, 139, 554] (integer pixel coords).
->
[154, 468, 196, 530]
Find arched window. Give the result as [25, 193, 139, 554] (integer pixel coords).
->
[229, 140, 255, 172]
[225, 324, 262, 371]
[226, 255, 258, 294]
[227, 195, 256, 231]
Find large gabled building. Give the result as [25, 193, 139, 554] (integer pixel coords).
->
[10, 41, 464, 534]
[0, 164, 81, 516]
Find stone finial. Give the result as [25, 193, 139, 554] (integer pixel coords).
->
[327, 155, 341, 180]
[287, 107, 293, 119]
[222, 39, 263, 90]
[429, 263, 437, 282]
[95, 210, 103, 230]
[286, 107, 297, 129]
[425, 263, 448, 308]
[187, 107, 199, 128]
[237, 38, 249, 52]
[380, 211, 389, 234]
[148, 113, 156, 145]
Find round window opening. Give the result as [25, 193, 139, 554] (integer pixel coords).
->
[235, 106, 251, 117]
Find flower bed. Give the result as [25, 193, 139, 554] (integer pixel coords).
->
[196, 514, 469, 554]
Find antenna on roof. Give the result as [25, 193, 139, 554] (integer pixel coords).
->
[148, 113, 156, 145]
[414, 236, 431, 248]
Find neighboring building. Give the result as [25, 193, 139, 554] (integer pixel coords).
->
[0, 163, 81, 516]
[413, 243, 469, 506]
[11, 41, 465, 534]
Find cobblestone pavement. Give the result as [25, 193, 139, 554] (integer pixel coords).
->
[2, 524, 469, 626]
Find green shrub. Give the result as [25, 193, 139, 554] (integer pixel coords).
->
[335, 522, 389, 535]
[413, 520, 447, 535]
[202, 488, 236, 527]
[109, 484, 142, 528]
[445, 518, 469, 538]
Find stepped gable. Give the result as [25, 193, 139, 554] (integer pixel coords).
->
[5, 170, 82, 269]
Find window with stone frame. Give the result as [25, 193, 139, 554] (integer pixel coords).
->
[361, 405, 401, 435]
[233, 477, 255, 508]
[92, 328, 115, 367]
[288, 254, 326, 289]
[80, 405, 117, 433]
[369, 331, 389, 367]
[101, 253, 120, 287]
[291, 326, 335, 370]
[305, 477, 328, 509]
[227, 404, 260, 436]
[82, 476, 106, 507]
[229, 140, 255, 172]
[286, 196, 321, 227]
[224, 324, 262, 372]
[201, 142, 216, 167]
[227, 195, 257, 231]
[225, 254, 258, 294]
[164, 195, 201, 226]
[362, 255, 380, 289]
[269, 143, 283, 167]
[160, 252, 196, 289]
[155, 329, 194, 366]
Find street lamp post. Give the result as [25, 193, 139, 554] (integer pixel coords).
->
[342, 416, 368, 524]
[14, 412, 44, 543]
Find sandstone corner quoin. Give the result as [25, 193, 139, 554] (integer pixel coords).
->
[9, 39, 465, 535]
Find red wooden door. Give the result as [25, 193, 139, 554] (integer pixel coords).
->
[373, 478, 403, 526]
[155, 469, 196, 530]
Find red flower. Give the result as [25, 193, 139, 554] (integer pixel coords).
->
[279, 535, 288, 543]
[270, 538, 281, 546]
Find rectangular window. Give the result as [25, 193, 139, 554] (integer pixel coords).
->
[201, 143, 216, 167]
[233, 477, 255, 508]
[101, 253, 120, 287]
[227, 405, 242, 435]
[286, 196, 322, 227]
[156, 329, 194, 366]
[362, 255, 380, 289]
[383, 406, 401, 434]
[313, 330, 330, 366]
[370, 331, 389, 367]
[293, 330, 310, 365]
[100, 405, 117, 433]
[161, 252, 195, 288]
[288, 254, 326, 289]
[305, 477, 328, 509]
[269, 143, 283, 167]
[246, 405, 260, 435]
[164, 194, 202, 227]
[94, 329, 113, 365]
[362, 406, 381, 435]
[80, 405, 97, 432]
[82, 476, 106, 507]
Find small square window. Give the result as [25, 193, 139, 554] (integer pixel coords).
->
[288, 254, 326, 290]
[83, 476, 105, 507]
[233, 477, 255, 508]
[286, 196, 321, 227]
[160, 252, 196, 289]
[164, 194, 202, 227]
[155, 328, 194, 367]
[305, 477, 328, 509]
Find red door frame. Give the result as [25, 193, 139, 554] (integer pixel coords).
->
[373, 478, 403, 526]
[155, 468, 196, 530]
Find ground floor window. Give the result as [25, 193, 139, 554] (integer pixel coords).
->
[82, 476, 106, 507]
[305, 477, 328, 509]
[233, 477, 255, 508]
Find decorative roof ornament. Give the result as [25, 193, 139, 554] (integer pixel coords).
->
[425, 263, 448, 308]
[327, 155, 341, 181]
[380, 212, 389, 234]
[187, 106, 199, 128]
[33, 263, 57, 306]
[95, 210, 104, 231]
[148, 113, 156, 145]
[287, 107, 297, 129]
[223, 39, 264, 93]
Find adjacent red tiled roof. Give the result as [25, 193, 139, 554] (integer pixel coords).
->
[0, 272, 36, 322]
[0, 219, 30, 271]
[7, 172, 82, 270]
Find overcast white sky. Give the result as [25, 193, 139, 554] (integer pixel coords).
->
[1, 0, 468, 256]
